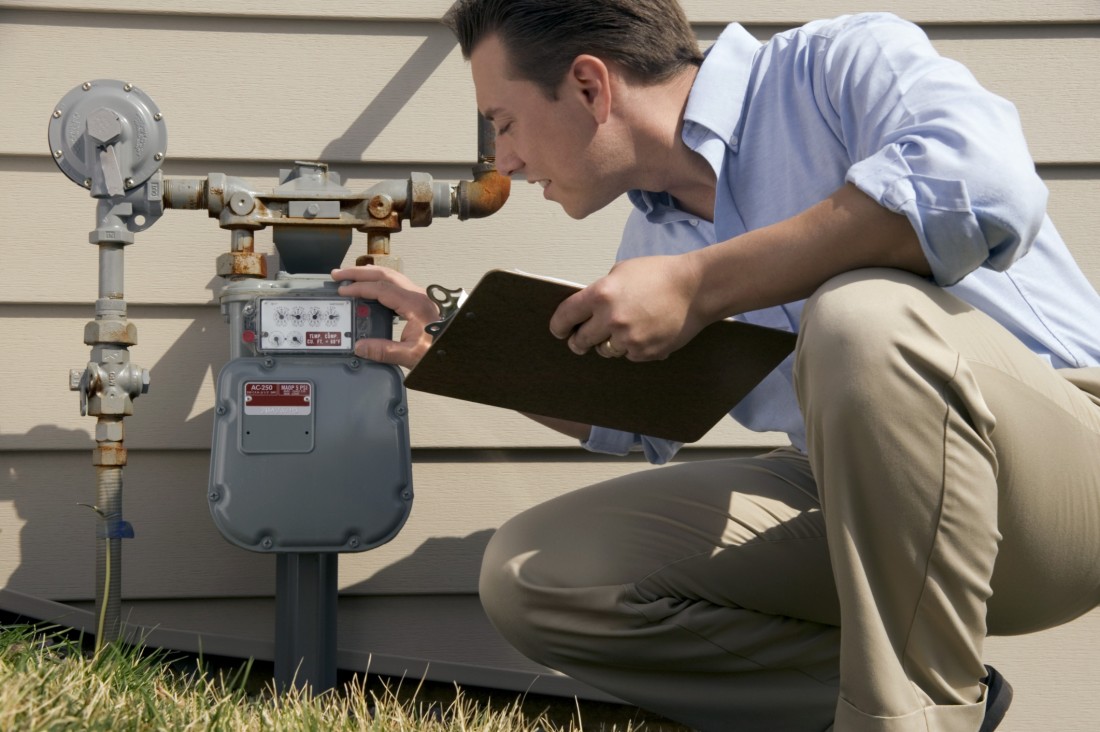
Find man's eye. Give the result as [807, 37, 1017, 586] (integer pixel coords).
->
[498, 123, 512, 135]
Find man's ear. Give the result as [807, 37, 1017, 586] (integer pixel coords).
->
[566, 55, 612, 124]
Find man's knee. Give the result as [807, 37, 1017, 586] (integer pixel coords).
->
[479, 510, 584, 665]
[795, 269, 941, 395]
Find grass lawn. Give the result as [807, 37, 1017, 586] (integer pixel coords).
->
[0, 624, 688, 731]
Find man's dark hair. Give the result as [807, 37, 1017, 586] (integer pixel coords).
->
[443, 0, 704, 97]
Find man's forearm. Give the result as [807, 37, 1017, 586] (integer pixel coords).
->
[690, 183, 931, 323]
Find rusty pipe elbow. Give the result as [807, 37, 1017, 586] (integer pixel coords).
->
[457, 166, 511, 220]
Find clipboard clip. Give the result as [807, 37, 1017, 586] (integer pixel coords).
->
[425, 284, 468, 339]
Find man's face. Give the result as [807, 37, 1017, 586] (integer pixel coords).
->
[471, 35, 626, 219]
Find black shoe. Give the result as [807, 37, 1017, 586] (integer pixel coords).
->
[979, 665, 1013, 732]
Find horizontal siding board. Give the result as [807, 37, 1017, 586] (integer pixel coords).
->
[1, 450, 687, 600]
[0, 590, 603, 699]
[0, 11, 1096, 163]
[4, 166, 1098, 305]
[106, 595, 549, 677]
[3, 1, 1098, 24]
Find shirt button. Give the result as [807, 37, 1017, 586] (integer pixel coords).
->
[730, 135, 739, 146]
[689, 219, 699, 226]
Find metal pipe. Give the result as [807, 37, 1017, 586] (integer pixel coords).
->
[456, 113, 511, 220]
[162, 176, 207, 210]
[98, 244, 125, 301]
[87, 205, 137, 649]
[477, 112, 496, 164]
[94, 462, 123, 644]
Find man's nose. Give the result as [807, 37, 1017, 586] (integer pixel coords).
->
[494, 140, 523, 177]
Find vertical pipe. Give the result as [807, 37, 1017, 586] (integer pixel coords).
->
[92, 226, 129, 648]
[95, 462, 123, 644]
[477, 112, 496, 165]
[231, 229, 255, 253]
[98, 244, 125, 301]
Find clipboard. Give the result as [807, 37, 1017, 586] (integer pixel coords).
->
[403, 269, 797, 443]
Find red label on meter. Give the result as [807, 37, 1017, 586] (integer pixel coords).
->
[244, 382, 312, 415]
[306, 332, 343, 347]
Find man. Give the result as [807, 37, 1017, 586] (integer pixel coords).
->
[334, 1, 1100, 730]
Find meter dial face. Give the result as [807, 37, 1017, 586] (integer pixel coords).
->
[258, 298, 353, 352]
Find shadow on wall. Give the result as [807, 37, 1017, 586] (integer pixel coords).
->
[320, 30, 457, 162]
[343, 529, 496, 596]
[0, 427, 98, 599]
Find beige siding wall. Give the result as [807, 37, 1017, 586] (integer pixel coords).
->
[1, 2, 1097, 727]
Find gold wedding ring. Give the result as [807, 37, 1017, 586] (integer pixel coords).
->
[597, 338, 626, 358]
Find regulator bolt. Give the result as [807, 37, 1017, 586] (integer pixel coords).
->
[82, 81, 91, 91]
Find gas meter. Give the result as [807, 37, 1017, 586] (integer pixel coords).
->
[209, 277, 412, 554]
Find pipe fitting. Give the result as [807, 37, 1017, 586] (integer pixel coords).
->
[95, 419, 125, 443]
[408, 172, 434, 227]
[216, 251, 268, 278]
[457, 167, 511, 220]
[93, 443, 128, 467]
[84, 319, 138, 346]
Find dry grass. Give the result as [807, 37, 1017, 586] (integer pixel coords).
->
[0, 624, 668, 732]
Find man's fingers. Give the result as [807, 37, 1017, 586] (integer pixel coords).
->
[336, 276, 436, 322]
[355, 337, 422, 370]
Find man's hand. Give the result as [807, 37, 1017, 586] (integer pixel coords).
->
[332, 265, 438, 369]
[549, 253, 706, 362]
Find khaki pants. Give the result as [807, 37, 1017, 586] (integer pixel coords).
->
[479, 270, 1100, 732]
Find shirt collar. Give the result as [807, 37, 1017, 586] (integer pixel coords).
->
[683, 23, 761, 152]
[626, 189, 694, 223]
[626, 24, 760, 222]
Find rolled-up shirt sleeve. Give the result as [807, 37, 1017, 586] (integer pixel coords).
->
[583, 426, 683, 465]
[821, 14, 1048, 285]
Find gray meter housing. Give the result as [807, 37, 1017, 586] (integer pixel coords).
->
[209, 275, 412, 553]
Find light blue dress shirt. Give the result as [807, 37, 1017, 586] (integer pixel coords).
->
[584, 13, 1100, 464]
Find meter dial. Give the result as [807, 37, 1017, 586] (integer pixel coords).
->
[272, 307, 290, 326]
[289, 307, 306, 326]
